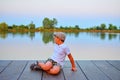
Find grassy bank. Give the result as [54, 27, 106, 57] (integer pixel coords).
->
[39, 29, 120, 33]
[1, 28, 120, 33]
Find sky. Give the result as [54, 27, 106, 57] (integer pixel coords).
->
[0, 0, 120, 28]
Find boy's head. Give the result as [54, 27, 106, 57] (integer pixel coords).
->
[53, 32, 66, 44]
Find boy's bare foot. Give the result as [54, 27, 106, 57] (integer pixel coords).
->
[30, 61, 41, 71]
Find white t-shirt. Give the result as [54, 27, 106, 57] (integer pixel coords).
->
[51, 43, 70, 67]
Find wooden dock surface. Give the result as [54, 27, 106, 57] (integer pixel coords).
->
[0, 60, 120, 80]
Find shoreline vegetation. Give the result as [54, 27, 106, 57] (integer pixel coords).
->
[0, 28, 120, 33]
[0, 17, 120, 33]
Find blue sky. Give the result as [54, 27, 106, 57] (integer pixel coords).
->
[0, 0, 120, 28]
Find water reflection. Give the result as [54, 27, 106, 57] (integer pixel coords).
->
[0, 31, 120, 43]
[41, 32, 54, 44]
[0, 31, 8, 39]
[65, 32, 79, 37]
[108, 33, 117, 40]
[29, 31, 35, 40]
[100, 33, 106, 40]
[86, 32, 119, 41]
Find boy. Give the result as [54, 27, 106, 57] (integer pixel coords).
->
[30, 32, 77, 75]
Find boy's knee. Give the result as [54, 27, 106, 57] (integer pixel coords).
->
[49, 66, 60, 75]
[38, 62, 52, 71]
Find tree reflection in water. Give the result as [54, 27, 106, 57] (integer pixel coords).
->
[0, 31, 120, 43]
[41, 32, 54, 44]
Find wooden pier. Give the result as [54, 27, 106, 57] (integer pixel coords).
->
[0, 60, 120, 80]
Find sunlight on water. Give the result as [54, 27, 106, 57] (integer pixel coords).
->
[0, 32, 120, 60]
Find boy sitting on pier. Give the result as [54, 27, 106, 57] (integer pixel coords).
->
[30, 32, 77, 75]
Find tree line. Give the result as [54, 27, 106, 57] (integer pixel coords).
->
[86, 23, 119, 30]
[0, 17, 120, 32]
[0, 21, 36, 32]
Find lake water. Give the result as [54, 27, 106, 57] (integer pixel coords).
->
[0, 32, 120, 60]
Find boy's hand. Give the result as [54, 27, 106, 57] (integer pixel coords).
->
[71, 67, 77, 71]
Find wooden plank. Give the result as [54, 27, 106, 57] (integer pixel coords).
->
[93, 60, 120, 80]
[63, 68, 87, 80]
[63, 61, 87, 80]
[106, 60, 120, 71]
[0, 61, 27, 80]
[18, 60, 42, 80]
[63, 61, 78, 68]
[77, 60, 110, 80]
[0, 60, 12, 73]
[1, 60, 120, 80]
[42, 69, 65, 80]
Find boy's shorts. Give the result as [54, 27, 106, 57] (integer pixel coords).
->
[46, 58, 61, 68]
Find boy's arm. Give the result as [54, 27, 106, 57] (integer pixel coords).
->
[68, 53, 77, 71]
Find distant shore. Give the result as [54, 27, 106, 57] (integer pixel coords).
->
[1, 19, 120, 33]
[3, 29, 120, 33]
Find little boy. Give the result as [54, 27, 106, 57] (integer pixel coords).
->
[30, 32, 77, 75]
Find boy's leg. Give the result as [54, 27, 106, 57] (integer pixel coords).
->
[46, 65, 61, 75]
[38, 61, 53, 71]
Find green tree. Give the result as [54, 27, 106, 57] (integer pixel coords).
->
[100, 23, 106, 30]
[108, 24, 117, 30]
[0, 22, 8, 31]
[19, 25, 25, 30]
[75, 25, 80, 29]
[43, 17, 50, 29]
[29, 21, 35, 29]
[60, 26, 64, 29]
[108, 24, 113, 30]
[12, 24, 17, 29]
[42, 17, 57, 29]
[52, 18, 57, 28]
[96, 26, 101, 30]
[113, 25, 117, 30]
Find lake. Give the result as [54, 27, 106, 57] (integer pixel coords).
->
[0, 32, 120, 60]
